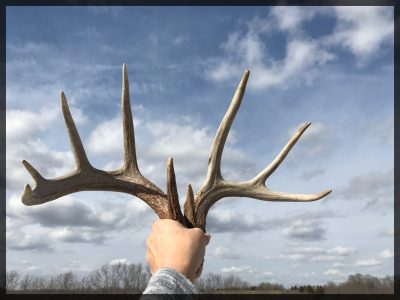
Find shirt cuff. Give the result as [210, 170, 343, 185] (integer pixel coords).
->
[142, 268, 199, 295]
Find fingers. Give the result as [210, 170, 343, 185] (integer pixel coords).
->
[154, 218, 185, 229]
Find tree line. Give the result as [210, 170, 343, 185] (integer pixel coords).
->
[6, 262, 394, 294]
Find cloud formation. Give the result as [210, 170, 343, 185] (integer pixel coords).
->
[338, 169, 393, 209]
[205, 6, 393, 90]
[265, 245, 357, 263]
[207, 208, 337, 240]
[329, 7, 393, 64]
[7, 193, 154, 250]
[221, 265, 256, 274]
[282, 219, 326, 241]
[7, 229, 54, 252]
[213, 246, 242, 260]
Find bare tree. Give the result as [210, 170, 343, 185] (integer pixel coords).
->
[195, 272, 249, 292]
[19, 273, 48, 291]
[82, 262, 149, 293]
[122, 263, 149, 292]
[48, 272, 79, 292]
[6, 270, 20, 291]
[19, 273, 34, 291]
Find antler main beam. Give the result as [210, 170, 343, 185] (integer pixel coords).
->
[188, 70, 331, 230]
[21, 64, 331, 232]
[21, 64, 172, 219]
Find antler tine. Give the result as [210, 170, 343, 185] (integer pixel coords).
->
[266, 189, 332, 202]
[21, 160, 44, 206]
[20, 64, 174, 221]
[184, 184, 196, 228]
[61, 92, 92, 171]
[122, 63, 139, 173]
[249, 121, 332, 201]
[201, 70, 250, 190]
[21, 159, 44, 183]
[166, 157, 185, 224]
[191, 70, 332, 231]
[252, 122, 311, 185]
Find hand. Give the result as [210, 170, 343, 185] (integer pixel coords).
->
[145, 219, 211, 282]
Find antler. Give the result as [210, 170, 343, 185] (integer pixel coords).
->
[21, 64, 184, 221]
[21, 66, 331, 232]
[185, 70, 332, 230]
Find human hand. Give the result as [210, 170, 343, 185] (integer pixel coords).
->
[145, 219, 211, 282]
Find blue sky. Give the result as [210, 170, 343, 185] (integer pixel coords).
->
[6, 6, 394, 286]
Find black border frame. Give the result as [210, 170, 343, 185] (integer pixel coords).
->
[1, 0, 397, 298]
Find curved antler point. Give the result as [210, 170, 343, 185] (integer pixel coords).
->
[21, 184, 33, 206]
[313, 189, 332, 201]
[60, 91, 68, 106]
[324, 189, 333, 196]
[302, 122, 311, 130]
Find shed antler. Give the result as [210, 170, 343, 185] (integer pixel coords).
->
[183, 70, 331, 230]
[21, 64, 185, 224]
[21, 65, 331, 232]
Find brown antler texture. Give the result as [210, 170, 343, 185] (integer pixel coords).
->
[21, 64, 176, 220]
[185, 70, 332, 231]
[21, 65, 332, 233]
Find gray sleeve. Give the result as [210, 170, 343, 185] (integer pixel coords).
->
[142, 268, 199, 295]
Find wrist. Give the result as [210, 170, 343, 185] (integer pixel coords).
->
[159, 263, 195, 282]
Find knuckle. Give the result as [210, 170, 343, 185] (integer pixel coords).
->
[191, 227, 205, 238]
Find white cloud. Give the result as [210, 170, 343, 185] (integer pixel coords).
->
[332, 262, 346, 268]
[173, 35, 189, 46]
[86, 117, 124, 156]
[207, 36, 334, 90]
[221, 265, 256, 274]
[86, 113, 253, 191]
[6, 138, 74, 190]
[6, 104, 89, 191]
[339, 169, 393, 209]
[205, 8, 336, 91]
[205, 6, 393, 91]
[6, 228, 53, 252]
[323, 268, 343, 276]
[49, 228, 105, 244]
[207, 209, 269, 233]
[270, 7, 319, 33]
[6, 107, 59, 144]
[7, 193, 153, 235]
[326, 246, 357, 256]
[109, 258, 130, 265]
[207, 208, 336, 235]
[378, 250, 393, 259]
[266, 245, 357, 263]
[213, 246, 241, 260]
[356, 258, 381, 267]
[282, 219, 326, 241]
[329, 7, 393, 64]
